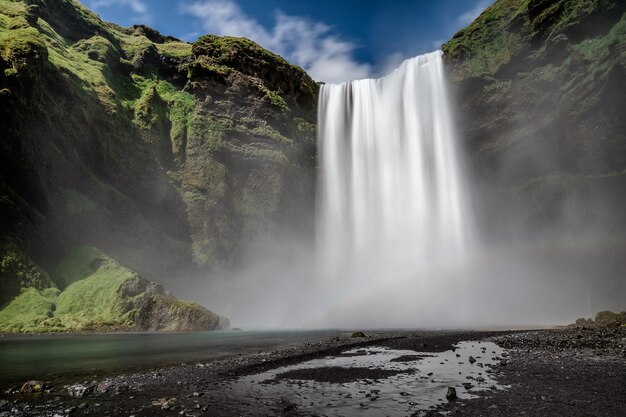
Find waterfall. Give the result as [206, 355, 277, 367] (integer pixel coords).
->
[317, 51, 474, 325]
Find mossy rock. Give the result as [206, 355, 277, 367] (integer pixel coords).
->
[0, 241, 54, 306]
[191, 34, 318, 108]
[0, 27, 48, 79]
[0, 0, 317, 299]
[52, 246, 110, 289]
[135, 293, 220, 332]
[53, 251, 139, 330]
[71, 35, 121, 68]
[0, 287, 61, 333]
[594, 310, 624, 327]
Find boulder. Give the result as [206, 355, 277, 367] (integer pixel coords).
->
[351, 331, 366, 338]
[446, 387, 457, 401]
[595, 311, 624, 328]
[20, 380, 45, 393]
[135, 294, 220, 332]
[575, 318, 587, 326]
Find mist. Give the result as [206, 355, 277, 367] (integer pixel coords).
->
[174, 49, 626, 331]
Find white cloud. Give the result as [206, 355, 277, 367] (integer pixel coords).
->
[181, 0, 371, 83]
[85, 0, 152, 23]
[456, 0, 491, 27]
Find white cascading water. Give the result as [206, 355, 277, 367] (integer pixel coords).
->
[316, 51, 475, 327]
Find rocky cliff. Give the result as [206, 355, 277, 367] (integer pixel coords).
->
[443, 0, 626, 308]
[443, 0, 626, 236]
[0, 0, 317, 328]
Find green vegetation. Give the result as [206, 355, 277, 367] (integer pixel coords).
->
[0, 242, 53, 306]
[156, 41, 192, 58]
[0, 287, 61, 333]
[54, 257, 137, 330]
[594, 310, 625, 327]
[193, 34, 287, 65]
[443, 0, 626, 80]
[0, 245, 214, 333]
[268, 90, 289, 111]
[442, 0, 525, 77]
[0, 0, 317, 324]
[0, 26, 47, 79]
[52, 245, 108, 288]
[0, 246, 137, 332]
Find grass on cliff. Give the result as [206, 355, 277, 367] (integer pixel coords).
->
[0, 287, 60, 333]
[442, 0, 527, 77]
[52, 245, 108, 288]
[0, 246, 138, 333]
[54, 259, 136, 330]
[443, 0, 626, 79]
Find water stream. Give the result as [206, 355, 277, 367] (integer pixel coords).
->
[232, 341, 508, 416]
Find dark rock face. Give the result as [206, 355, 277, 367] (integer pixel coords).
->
[443, 0, 626, 306]
[0, 0, 317, 299]
[134, 294, 220, 331]
[443, 0, 626, 234]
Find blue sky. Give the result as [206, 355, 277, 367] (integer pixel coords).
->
[81, 0, 492, 82]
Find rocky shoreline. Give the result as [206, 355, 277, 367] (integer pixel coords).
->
[1, 328, 625, 416]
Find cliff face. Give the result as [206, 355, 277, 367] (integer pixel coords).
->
[0, 0, 317, 310]
[443, 0, 626, 237]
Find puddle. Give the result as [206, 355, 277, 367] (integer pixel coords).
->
[229, 341, 508, 416]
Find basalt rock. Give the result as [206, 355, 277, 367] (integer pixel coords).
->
[135, 294, 220, 332]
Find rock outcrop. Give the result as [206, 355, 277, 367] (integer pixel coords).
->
[443, 0, 626, 308]
[443, 0, 626, 236]
[135, 293, 219, 332]
[0, 246, 217, 332]
[0, 0, 317, 329]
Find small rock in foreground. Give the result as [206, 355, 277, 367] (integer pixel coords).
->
[20, 380, 45, 393]
[446, 387, 457, 401]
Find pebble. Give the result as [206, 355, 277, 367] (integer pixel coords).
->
[446, 387, 457, 401]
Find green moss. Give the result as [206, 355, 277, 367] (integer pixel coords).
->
[293, 117, 315, 135]
[0, 26, 48, 78]
[595, 310, 624, 326]
[193, 34, 287, 65]
[156, 41, 192, 58]
[71, 35, 120, 67]
[268, 90, 289, 111]
[0, 0, 317, 299]
[443, 0, 626, 80]
[0, 241, 54, 306]
[52, 246, 109, 289]
[0, 287, 61, 333]
[54, 260, 136, 330]
[442, 0, 524, 77]
[250, 122, 292, 145]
